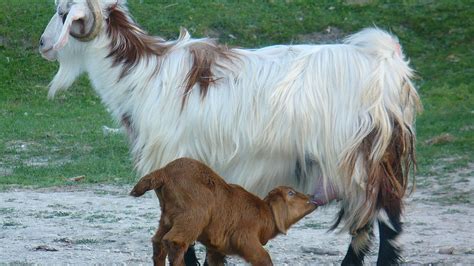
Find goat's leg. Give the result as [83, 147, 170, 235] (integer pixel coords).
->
[152, 223, 170, 266]
[206, 249, 226, 266]
[184, 244, 200, 266]
[341, 223, 374, 266]
[238, 240, 272, 266]
[377, 206, 403, 265]
[243, 247, 272, 266]
[163, 239, 189, 266]
[162, 218, 205, 266]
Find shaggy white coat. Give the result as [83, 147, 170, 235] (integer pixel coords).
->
[42, 0, 419, 233]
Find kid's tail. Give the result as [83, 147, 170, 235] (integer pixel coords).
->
[130, 169, 165, 197]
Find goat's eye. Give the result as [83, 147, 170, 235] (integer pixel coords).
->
[288, 190, 295, 197]
[61, 12, 69, 23]
[57, 9, 68, 23]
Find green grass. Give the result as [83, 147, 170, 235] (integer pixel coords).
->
[85, 213, 122, 223]
[66, 238, 116, 245]
[33, 210, 72, 219]
[304, 222, 325, 229]
[0, 0, 472, 188]
[0, 207, 15, 215]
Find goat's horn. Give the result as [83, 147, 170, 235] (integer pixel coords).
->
[70, 0, 102, 42]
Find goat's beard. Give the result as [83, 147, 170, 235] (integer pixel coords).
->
[48, 50, 85, 99]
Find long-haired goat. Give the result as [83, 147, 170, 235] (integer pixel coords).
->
[39, 0, 421, 264]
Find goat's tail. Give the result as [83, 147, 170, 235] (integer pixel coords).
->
[130, 169, 166, 197]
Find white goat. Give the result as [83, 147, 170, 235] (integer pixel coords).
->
[40, 0, 420, 264]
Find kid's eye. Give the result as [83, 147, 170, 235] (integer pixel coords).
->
[288, 190, 295, 196]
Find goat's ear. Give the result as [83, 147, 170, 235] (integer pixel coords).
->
[268, 192, 289, 235]
[53, 5, 87, 50]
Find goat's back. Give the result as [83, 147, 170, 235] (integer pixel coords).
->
[159, 158, 266, 212]
[156, 158, 224, 210]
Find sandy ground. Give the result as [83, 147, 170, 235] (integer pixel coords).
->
[0, 180, 472, 265]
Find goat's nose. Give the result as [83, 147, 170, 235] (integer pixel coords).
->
[39, 37, 44, 47]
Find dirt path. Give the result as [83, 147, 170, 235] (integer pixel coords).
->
[1, 181, 472, 264]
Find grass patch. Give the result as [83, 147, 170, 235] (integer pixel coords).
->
[441, 209, 466, 215]
[72, 238, 100, 245]
[2, 262, 33, 266]
[3, 220, 22, 227]
[304, 222, 325, 229]
[123, 225, 147, 234]
[436, 193, 472, 205]
[0, 0, 472, 188]
[92, 189, 123, 196]
[46, 203, 72, 210]
[85, 213, 122, 223]
[69, 238, 117, 245]
[0, 207, 15, 215]
[142, 212, 158, 220]
[414, 221, 427, 226]
[33, 210, 72, 219]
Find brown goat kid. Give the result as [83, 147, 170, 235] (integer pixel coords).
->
[130, 158, 317, 266]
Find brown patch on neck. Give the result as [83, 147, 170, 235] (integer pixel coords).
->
[106, 5, 170, 79]
[181, 42, 237, 109]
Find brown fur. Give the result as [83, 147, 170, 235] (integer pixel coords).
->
[106, 5, 170, 79]
[105, 6, 237, 106]
[372, 121, 415, 217]
[363, 121, 414, 215]
[130, 158, 317, 266]
[182, 42, 236, 108]
[335, 119, 416, 236]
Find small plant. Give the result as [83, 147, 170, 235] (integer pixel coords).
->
[3, 220, 22, 227]
[0, 207, 15, 215]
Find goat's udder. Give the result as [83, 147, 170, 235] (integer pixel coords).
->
[311, 183, 339, 206]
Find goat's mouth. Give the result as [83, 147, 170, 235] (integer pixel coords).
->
[306, 194, 323, 206]
[306, 201, 319, 214]
[39, 47, 57, 61]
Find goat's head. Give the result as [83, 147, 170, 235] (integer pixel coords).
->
[39, 0, 111, 61]
[40, 0, 129, 97]
[264, 186, 317, 234]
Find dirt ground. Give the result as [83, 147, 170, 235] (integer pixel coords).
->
[1, 172, 473, 265]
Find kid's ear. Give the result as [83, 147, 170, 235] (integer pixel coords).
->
[267, 191, 289, 234]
